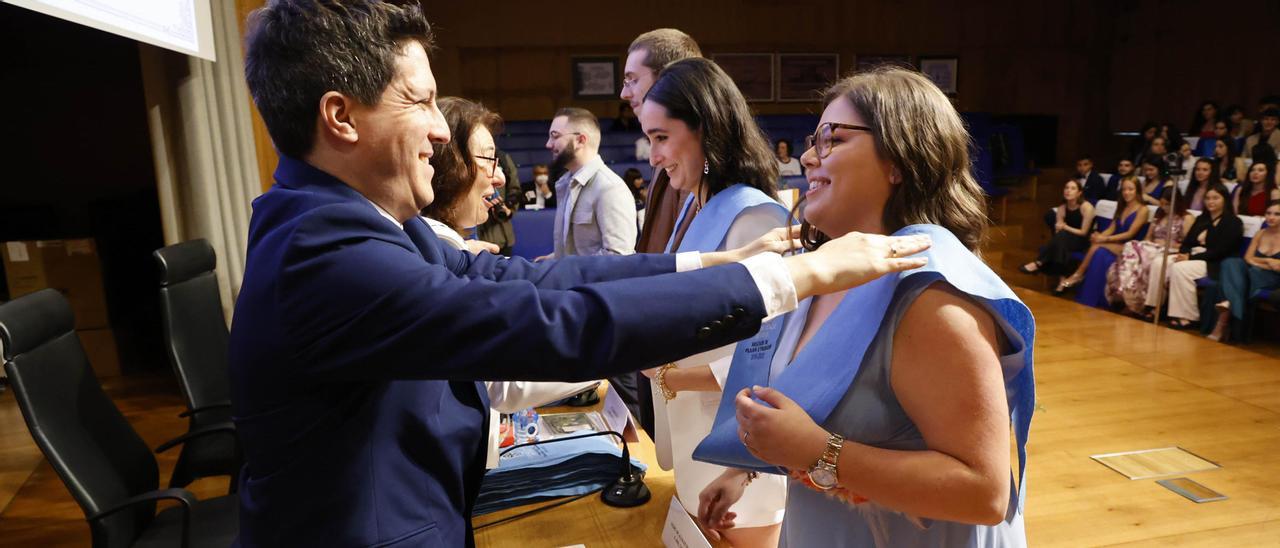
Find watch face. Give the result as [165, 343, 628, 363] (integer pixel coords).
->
[808, 467, 838, 490]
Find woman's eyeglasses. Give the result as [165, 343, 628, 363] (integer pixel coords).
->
[805, 122, 874, 159]
[474, 154, 499, 177]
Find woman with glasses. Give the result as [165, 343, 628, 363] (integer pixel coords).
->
[696, 67, 1033, 547]
[422, 97, 597, 467]
[636, 57, 790, 547]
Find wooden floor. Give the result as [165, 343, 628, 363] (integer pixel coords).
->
[1, 288, 1279, 546]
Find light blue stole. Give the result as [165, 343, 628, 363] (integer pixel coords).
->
[664, 184, 789, 253]
[692, 224, 1037, 517]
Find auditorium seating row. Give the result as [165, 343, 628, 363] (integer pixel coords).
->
[497, 113, 1031, 203]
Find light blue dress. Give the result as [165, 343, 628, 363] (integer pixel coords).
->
[694, 225, 1034, 547]
[775, 276, 1027, 547]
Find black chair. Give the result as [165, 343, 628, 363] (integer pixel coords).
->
[154, 239, 241, 491]
[0, 289, 238, 548]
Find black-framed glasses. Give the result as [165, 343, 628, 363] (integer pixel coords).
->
[474, 154, 499, 177]
[548, 131, 583, 141]
[805, 122, 874, 159]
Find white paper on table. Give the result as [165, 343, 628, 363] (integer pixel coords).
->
[662, 495, 713, 548]
[601, 383, 640, 443]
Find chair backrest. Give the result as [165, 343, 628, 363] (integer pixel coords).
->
[0, 289, 158, 547]
[153, 239, 230, 413]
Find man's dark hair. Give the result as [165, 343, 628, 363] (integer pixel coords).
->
[776, 138, 793, 157]
[645, 58, 779, 199]
[243, 0, 434, 159]
[628, 29, 702, 74]
[1078, 155, 1093, 162]
[1261, 108, 1280, 120]
[422, 97, 502, 232]
[1259, 95, 1280, 108]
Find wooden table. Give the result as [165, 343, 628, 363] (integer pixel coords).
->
[473, 384, 676, 548]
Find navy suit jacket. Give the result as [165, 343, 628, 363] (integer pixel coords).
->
[1081, 171, 1108, 204]
[229, 157, 768, 547]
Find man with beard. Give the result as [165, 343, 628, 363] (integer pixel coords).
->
[543, 107, 637, 258]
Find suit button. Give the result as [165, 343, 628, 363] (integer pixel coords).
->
[732, 307, 747, 318]
[709, 320, 723, 332]
[697, 327, 712, 340]
[722, 314, 736, 325]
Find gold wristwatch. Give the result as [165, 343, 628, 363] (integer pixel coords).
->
[806, 432, 844, 490]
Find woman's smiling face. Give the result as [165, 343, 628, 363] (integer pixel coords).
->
[798, 96, 895, 238]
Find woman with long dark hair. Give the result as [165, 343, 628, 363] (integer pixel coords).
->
[1107, 187, 1193, 315]
[1233, 160, 1279, 216]
[696, 67, 1032, 546]
[1156, 184, 1244, 328]
[637, 57, 791, 547]
[1019, 179, 1093, 276]
[1191, 100, 1220, 139]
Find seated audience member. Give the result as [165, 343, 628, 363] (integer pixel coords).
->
[775, 138, 803, 177]
[616, 103, 642, 132]
[1205, 200, 1280, 341]
[1042, 156, 1104, 231]
[1174, 142, 1195, 185]
[1021, 179, 1094, 278]
[1062, 178, 1150, 304]
[1153, 184, 1243, 328]
[1159, 123, 1186, 152]
[1129, 122, 1159, 163]
[1107, 187, 1193, 315]
[623, 167, 647, 229]
[1139, 155, 1172, 205]
[1147, 135, 1169, 159]
[1227, 105, 1254, 140]
[1233, 160, 1279, 216]
[1243, 109, 1280, 159]
[1185, 158, 1222, 210]
[1103, 159, 1135, 201]
[1191, 100, 1220, 139]
[419, 96, 597, 464]
[1076, 155, 1107, 204]
[1212, 136, 1244, 182]
[529, 164, 556, 209]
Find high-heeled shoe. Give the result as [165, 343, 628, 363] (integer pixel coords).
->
[1207, 311, 1231, 342]
[1054, 274, 1083, 294]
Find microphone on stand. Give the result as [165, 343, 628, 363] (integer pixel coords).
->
[498, 429, 651, 508]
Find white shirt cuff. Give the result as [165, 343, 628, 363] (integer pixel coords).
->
[675, 251, 703, 272]
[740, 252, 799, 319]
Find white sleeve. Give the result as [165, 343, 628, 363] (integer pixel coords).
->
[486, 381, 601, 413]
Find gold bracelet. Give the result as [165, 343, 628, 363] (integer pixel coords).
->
[655, 363, 678, 401]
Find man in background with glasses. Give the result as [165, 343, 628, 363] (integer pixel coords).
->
[541, 107, 637, 259]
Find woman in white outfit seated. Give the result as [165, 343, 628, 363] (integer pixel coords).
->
[422, 97, 597, 468]
[637, 58, 791, 547]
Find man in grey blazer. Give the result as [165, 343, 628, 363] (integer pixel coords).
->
[545, 107, 638, 258]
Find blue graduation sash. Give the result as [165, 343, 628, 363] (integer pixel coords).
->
[664, 184, 789, 253]
[692, 224, 1037, 516]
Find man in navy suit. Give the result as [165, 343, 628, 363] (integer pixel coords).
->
[232, 2, 929, 546]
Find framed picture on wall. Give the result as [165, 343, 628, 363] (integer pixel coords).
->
[711, 53, 775, 102]
[854, 54, 913, 72]
[918, 56, 959, 96]
[572, 56, 619, 99]
[777, 53, 839, 102]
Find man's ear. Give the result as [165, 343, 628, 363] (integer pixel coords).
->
[318, 91, 359, 145]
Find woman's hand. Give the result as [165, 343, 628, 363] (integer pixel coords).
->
[697, 469, 749, 538]
[1173, 253, 1189, 262]
[735, 386, 829, 471]
[1054, 221, 1066, 232]
[466, 240, 500, 255]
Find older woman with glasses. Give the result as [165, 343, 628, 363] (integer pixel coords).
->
[422, 96, 597, 467]
[696, 67, 1033, 547]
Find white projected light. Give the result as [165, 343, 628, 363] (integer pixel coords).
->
[5, 0, 216, 61]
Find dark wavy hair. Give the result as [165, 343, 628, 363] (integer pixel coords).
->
[643, 57, 779, 200]
[1187, 157, 1221, 197]
[244, 0, 433, 158]
[421, 97, 502, 232]
[1236, 160, 1278, 214]
[795, 66, 989, 251]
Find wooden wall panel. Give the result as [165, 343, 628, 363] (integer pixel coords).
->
[225, 1, 1277, 170]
